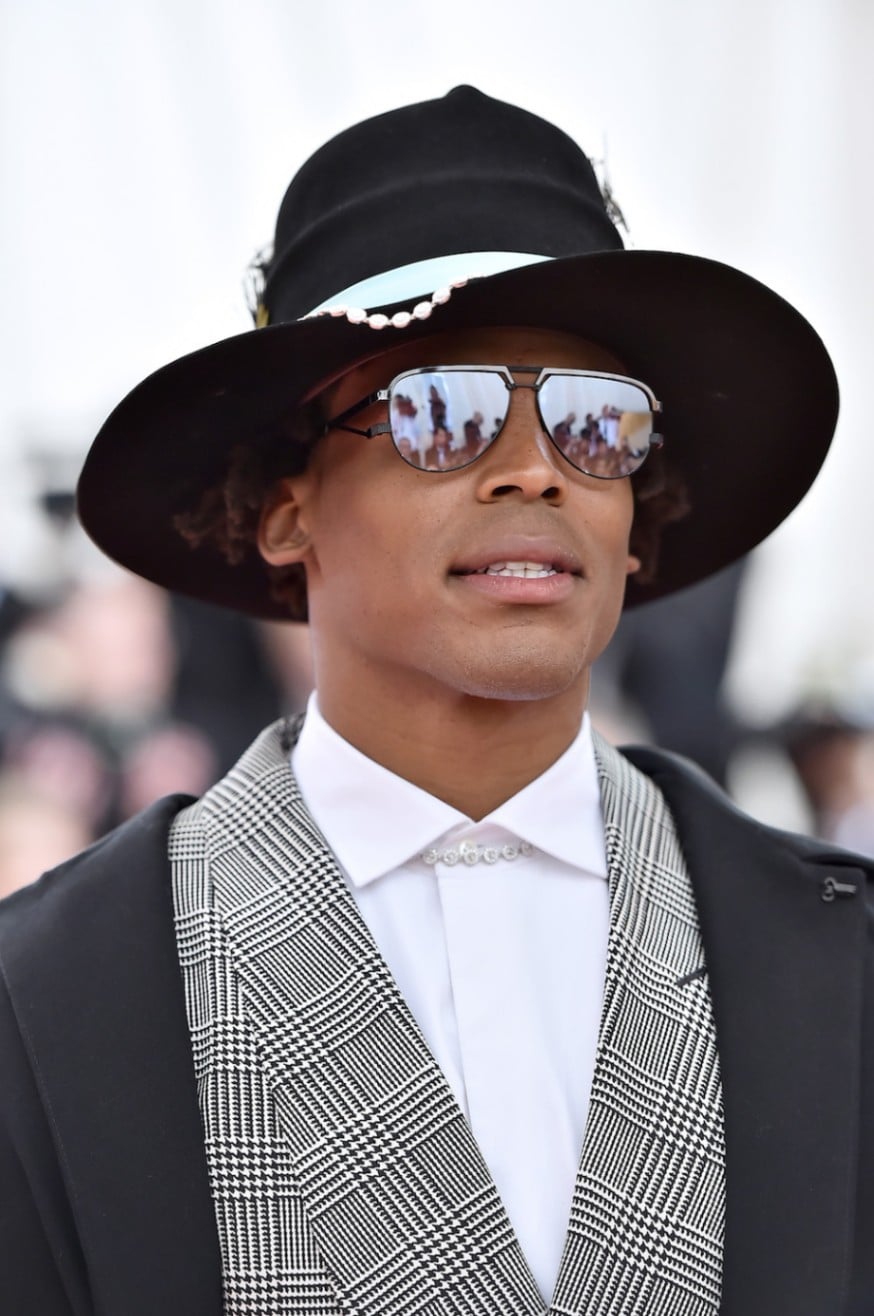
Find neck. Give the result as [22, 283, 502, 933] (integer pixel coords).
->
[314, 673, 589, 820]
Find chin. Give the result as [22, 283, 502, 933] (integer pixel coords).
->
[451, 641, 591, 703]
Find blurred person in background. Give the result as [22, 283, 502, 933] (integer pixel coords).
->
[0, 576, 214, 888]
[0, 88, 871, 1316]
[0, 558, 312, 895]
[780, 705, 874, 856]
[591, 561, 747, 787]
[0, 777, 93, 901]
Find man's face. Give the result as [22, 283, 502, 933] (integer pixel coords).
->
[260, 326, 640, 708]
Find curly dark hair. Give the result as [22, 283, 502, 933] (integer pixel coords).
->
[628, 448, 690, 583]
[173, 404, 323, 619]
[174, 409, 688, 620]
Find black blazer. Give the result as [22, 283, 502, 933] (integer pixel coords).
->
[1, 747, 872, 1316]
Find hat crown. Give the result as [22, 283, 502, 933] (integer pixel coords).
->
[264, 86, 623, 322]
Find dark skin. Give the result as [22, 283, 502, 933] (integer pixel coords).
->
[259, 326, 641, 819]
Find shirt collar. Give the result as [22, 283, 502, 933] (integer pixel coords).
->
[488, 725, 606, 876]
[291, 693, 607, 886]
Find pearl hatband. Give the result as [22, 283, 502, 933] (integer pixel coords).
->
[304, 279, 467, 331]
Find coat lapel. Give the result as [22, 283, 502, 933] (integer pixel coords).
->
[625, 745, 869, 1316]
[549, 735, 725, 1316]
[171, 720, 543, 1316]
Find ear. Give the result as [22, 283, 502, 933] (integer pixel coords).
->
[626, 553, 642, 576]
[257, 478, 312, 566]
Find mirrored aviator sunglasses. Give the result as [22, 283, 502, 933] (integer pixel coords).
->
[326, 365, 663, 478]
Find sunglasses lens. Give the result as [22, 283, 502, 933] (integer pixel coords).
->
[389, 370, 509, 470]
[538, 374, 655, 477]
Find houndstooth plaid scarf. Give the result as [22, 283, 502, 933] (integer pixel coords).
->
[171, 720, 724, 1314]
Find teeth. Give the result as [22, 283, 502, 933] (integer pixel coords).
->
[476, 561, 559, 578]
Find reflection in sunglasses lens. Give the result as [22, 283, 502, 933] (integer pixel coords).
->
[537, 374, 654, 478]
[390, 369, 654, 477]
[391, 371, 509, 471]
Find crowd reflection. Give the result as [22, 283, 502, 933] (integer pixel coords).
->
[391, 390, 647, 476]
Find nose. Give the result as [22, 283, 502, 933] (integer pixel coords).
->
[473, 383, 568, 504]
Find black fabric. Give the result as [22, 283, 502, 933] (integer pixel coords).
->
[847, 879, 874, 1314]
[0, 996, 88, 1316]
[0, 796, 222, 1316]
[0, 752, 871, 1314]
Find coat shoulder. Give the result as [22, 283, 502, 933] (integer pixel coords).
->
[0, 794, 195, 971]
[620, 741, 873, 877]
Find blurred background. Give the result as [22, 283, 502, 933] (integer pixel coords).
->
[1, 0, 872, 895]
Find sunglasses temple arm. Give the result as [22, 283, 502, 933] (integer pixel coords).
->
[323, 386, 391, 436]
[329, 422, 393, 440]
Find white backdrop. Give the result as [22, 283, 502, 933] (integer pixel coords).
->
[1, 0, 872, 723]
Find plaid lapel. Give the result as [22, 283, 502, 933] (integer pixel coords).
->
[548, 733, 726, 1316]
[171, 720, 542, 1316]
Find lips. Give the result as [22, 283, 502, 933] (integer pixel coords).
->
[451, 537, 582, 578]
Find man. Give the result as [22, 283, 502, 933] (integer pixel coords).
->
[422, 422, 456, 468]
[0, 87, 871, 1316]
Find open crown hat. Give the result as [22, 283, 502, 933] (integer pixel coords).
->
[77, 85, 839, 621]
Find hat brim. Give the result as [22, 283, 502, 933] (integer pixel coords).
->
[77, 250, 838, 620]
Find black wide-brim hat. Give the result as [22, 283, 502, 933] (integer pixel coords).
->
[78, 86, 839, 621]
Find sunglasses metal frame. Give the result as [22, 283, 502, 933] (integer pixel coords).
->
[323, 364, 663, 478]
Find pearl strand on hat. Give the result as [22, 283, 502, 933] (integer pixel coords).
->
[303, 277, 470, 331]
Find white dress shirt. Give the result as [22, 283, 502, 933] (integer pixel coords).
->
[292, 695, 609, 1302]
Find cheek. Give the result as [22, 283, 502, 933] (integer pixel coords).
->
[306, 455, 439, 597]
[582, 483, 636, 567]
[616, 498, 637, 563]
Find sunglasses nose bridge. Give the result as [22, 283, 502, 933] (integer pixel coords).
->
[478, 381, 569, 489]
[501, 376, 553, 445]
